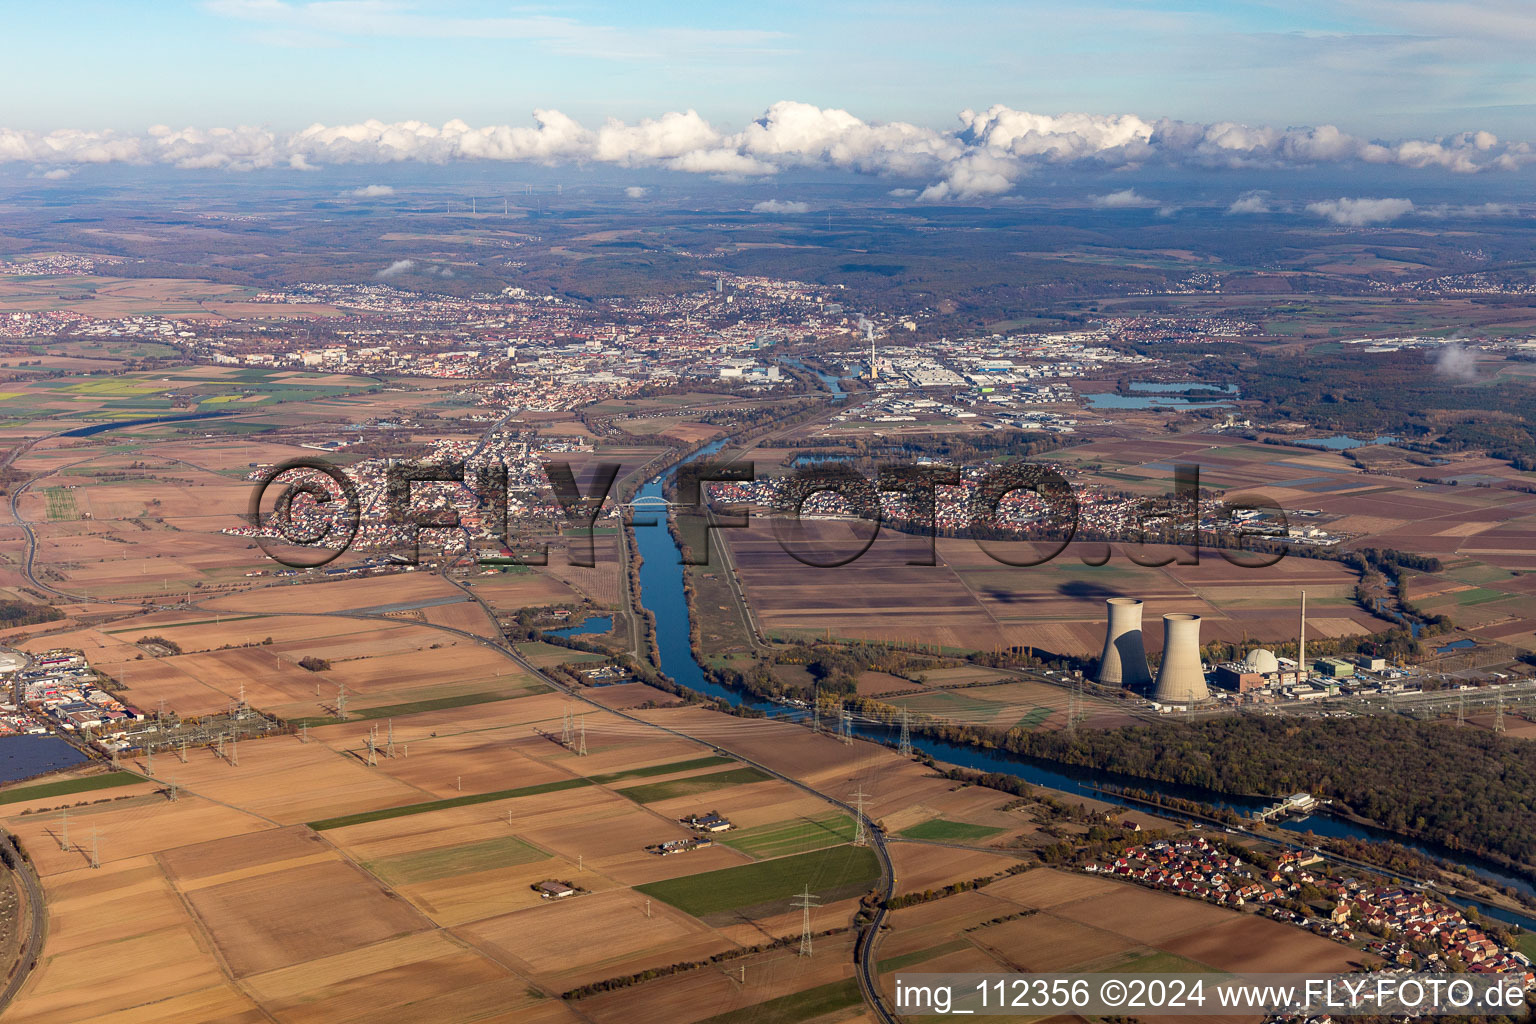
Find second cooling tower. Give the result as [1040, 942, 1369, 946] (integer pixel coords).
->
[1097, 598, 1152, 690]
[1153, 613, 1209, 704]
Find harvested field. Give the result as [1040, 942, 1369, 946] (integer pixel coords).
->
[454, 887, 729, 986]
[241, 930, 552, 1024]
[182, 857, 432, 977]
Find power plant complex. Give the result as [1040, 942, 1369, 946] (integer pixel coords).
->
[1096, 592, 1313, 706]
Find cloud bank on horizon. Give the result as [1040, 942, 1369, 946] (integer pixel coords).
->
[2, 102, 1531, 200]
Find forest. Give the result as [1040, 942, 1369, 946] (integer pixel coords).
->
[956, 715, 1536, 877]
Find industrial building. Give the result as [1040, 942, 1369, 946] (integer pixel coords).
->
[1314, 657, 1356, 679]
[1214, 649, 1301, 692]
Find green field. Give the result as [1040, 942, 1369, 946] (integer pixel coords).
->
[635, 845, 880, 917]
[43, 487, 77, 520]
[1013, 707, 1053, 730]
[514, 641, 609, 666]
[0, 771, 142, 805]
[307, 777, 593, 831]
[62, 379, 169, 397]
[721, 814, 855, 859]
[287, 691, 516, 728]
[364, 835, 545, 886]
[898, 819, 1006, 842]
[588, 755, 733, 786]
[876, 939, 973, 972]
[695, 978, 863, 1024]
[617, 766, 772, 804]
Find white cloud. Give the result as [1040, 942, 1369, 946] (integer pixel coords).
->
[350, 184, 394, 197]
[752, 199, 810, 214]
[1093, 188, 1158, 208]
[624, 186, 648, 198]
[41, 168, 74, 180]
[376, 259, 415, 278]
[1090, 188, 1179, 216]
[1305, 197, 1415, 225]
[1, 104, 1533, 202]
[1420, 201, 1520, 218]
[1434, 343, 1478, 380]
[1227, 191, 1272, 214]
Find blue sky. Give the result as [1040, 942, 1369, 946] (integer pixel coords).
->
[5, 0, 1535, 138]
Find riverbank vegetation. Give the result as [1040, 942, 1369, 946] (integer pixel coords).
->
[965, 715, 1536, 879]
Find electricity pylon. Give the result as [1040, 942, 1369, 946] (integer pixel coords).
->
[792, 885, 820, 957]
[897, 709, 912, 757]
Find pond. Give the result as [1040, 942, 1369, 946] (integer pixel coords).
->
[544, 615, 614, 639]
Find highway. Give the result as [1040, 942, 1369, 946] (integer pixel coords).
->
[0, 832, 46, 1018]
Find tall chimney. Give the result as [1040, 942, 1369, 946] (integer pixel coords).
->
[1153, 613, 1209, 704]
[1299, 590, 1307, 679]
[1098, 598, 1152, 690]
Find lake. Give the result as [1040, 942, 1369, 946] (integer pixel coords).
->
[1295, 435, 1400, 450]
[1086, 383, 1237, 410]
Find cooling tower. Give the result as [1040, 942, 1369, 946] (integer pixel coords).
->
[1097, 598, 1152, 690]
[1153, 613, 1209, 704]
